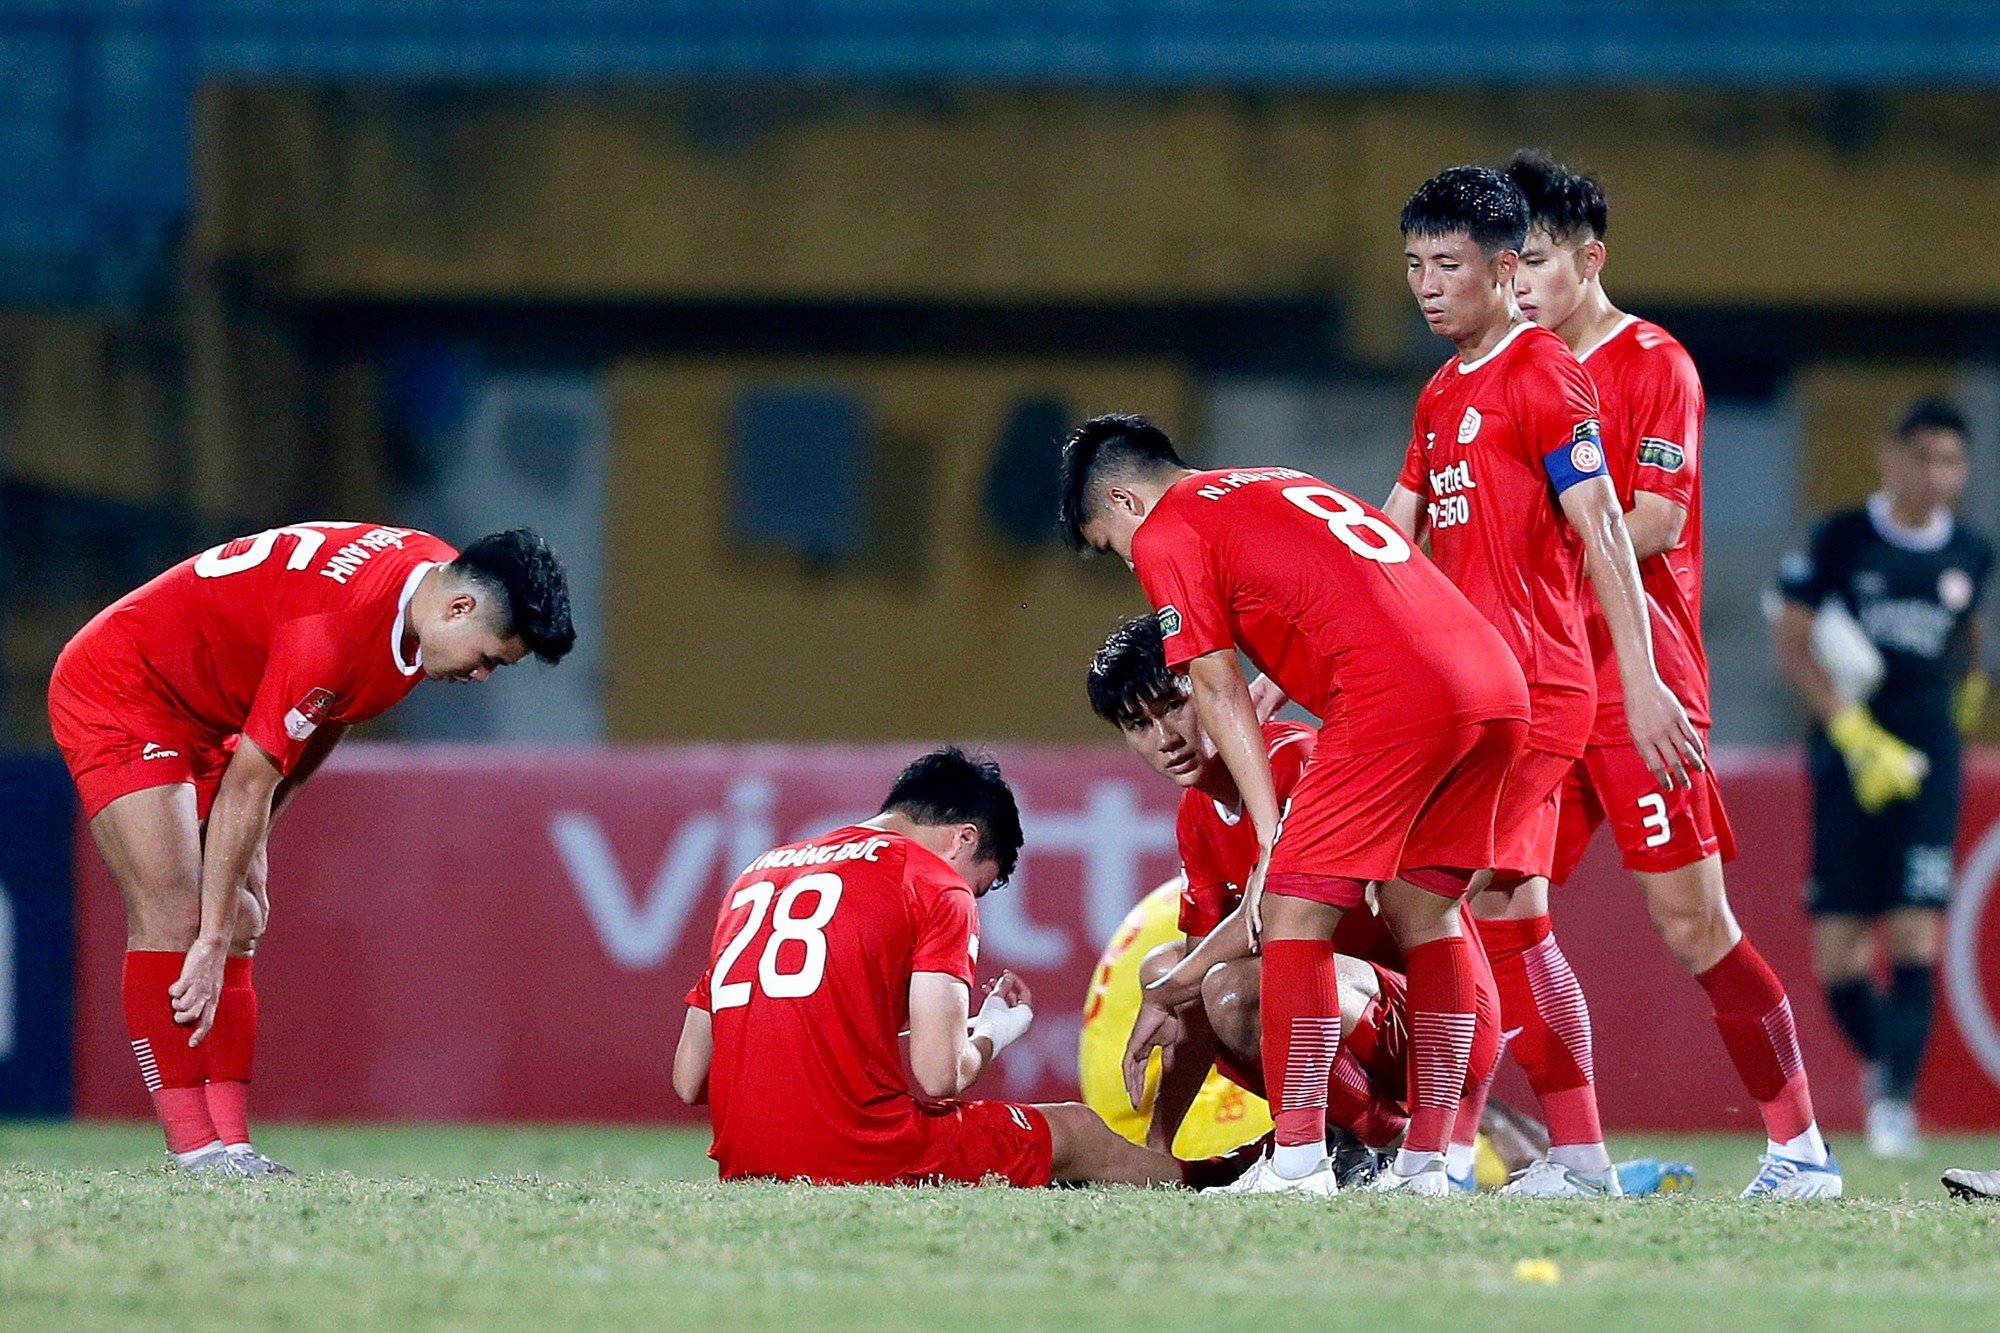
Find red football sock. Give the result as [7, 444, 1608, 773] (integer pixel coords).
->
[1403, 936, 1481, 1155]
[1697, 936, 1817, 1143]
[1479, 914, 1604, 1147]
[204, 957, 258, 1147]
[1328, 997, 1410, 1149]
[122, 951, 217, 1155]
[1260, 938, 1341, 1148]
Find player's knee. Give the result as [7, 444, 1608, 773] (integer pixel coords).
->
[124, 890, 200, 951]
[1138, 940, 1186, 990]
[1036, 1101, 1099, 1175]
[1200, 963, 1260, 1058]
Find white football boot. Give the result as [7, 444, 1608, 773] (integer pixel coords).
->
[1365, 1160, 1453, 1196]
[1943, 1168, 2000, 1201]
[1499, 1158, 1624, 1198]
[1203, 1154, 1339, 1197]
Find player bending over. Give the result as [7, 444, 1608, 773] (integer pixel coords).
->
[1505, 150, 1836, 1198]
[1062, 415, 1528, 1195]
[673, 747, 1191, 1187]
[49, 524, 574, 1174]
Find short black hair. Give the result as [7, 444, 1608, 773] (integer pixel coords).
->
[1057, 413, 1188, 550]
[879, 746, 1024, 882]
[448, 528, 576, 665]
[1400, 165, 1529, 256]
[1087, 614, 1186, 728]
[1503, 149, 1608, 244]
[1896, 397, 1969, 443]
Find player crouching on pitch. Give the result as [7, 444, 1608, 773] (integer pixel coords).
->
[674, 747, 1230, 1188]
[50, 525, 575, 1175]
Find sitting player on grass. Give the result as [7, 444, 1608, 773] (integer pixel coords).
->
[673, 747, 1229, 1188]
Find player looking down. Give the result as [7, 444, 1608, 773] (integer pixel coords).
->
[673, 747, 1191, 1187]
[49, 524, 574, 1174]
[1505, 150, 1836, 1198]
[1061, 414, 1528, 1196]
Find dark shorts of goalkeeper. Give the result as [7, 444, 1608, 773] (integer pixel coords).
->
[1806, 731, 1963, 917]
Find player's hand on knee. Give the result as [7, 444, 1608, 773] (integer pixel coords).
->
[168, 937, 228, 1045]
[1248, 674, 1288, 724]
[1122, 1001, 1182, 1109]
[1243, 855, 1271, 947]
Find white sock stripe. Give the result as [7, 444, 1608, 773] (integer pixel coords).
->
[1331, 1049, 1371, 1094]
[1523, 932, 1596, 1082]
[130, 1038, 163, 1093]
[1761, 996, 1806, 1081]
[1410, 1012, 1479, 1108]
[1280, 1017, 1343, 1110]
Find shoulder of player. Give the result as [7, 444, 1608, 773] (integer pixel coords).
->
[1261, 719, 1314, 757]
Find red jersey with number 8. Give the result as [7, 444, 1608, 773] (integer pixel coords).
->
[1131, 468, 1526, 755]
[686, 825, 983, 1182]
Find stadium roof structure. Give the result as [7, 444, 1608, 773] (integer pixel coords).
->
[6, 0, 2000, 304]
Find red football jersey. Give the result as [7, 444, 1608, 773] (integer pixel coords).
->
[1575, 315, 1711, 745]
[68, 522, 457, 773]
[1399, 322, 1603, 758]
[686, 825, 981, 1183]
[1132, 468, 1527, 757]
[1176, 720, 1399, 966]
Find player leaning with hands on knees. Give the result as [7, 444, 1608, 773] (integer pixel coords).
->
[1492, 150, 1835, 1199]
[673, 747, 1203, 1188]
[48, 525, 575, 1174]
[1773, 398, 1993, 1159]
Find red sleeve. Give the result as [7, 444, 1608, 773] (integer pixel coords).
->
[684, 967, 713, 1011]
[1175, 799, 1228, 937]
[1629, 346, 1703, 510]
[1132, 507, 1232, 670]
[241, 618, 353, 774]
[1397, 401, 1434, 498]
[912, 871, 978, 988]
[1510, 341, 1605, 495]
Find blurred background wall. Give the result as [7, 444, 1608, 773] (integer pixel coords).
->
[3, 4, 1999, 750]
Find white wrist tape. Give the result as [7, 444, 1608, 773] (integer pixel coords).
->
[967, 993, 1033, 1060]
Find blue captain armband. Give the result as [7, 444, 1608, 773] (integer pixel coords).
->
[1542, 418, 1607, 495]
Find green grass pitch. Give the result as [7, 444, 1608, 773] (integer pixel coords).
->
[4, 1123, 1999, 1328]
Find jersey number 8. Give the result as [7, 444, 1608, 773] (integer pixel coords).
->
[1282, 486, 1412, 564]
[710, 873, 845, 1010]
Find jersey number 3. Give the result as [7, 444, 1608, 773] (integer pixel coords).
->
[711, 873, 845, 1010]
[1282, 486, 1412, 564]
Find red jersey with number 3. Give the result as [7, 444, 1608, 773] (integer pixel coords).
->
[1131, 468, 1526, 758]
[686, 825, 981, 1182]
[65, 522, 456, 772]
[1576, 316, 1711, 745]
[1398, 322, 1605, 758]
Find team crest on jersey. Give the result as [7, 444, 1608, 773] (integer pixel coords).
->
[1157, 606, 1183, 637]
[1457, 406, 1483, 444]
[283, 687, 339, 742]
[1941, 568, 1975, 612]
[1637, 438, 1685, 472]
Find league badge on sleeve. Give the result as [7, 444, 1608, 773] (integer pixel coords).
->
[1157, 606, 1183, 638]
[1638, 438, 1686, 472]
[1570, 419, 1605, 475]
[284, 687, 339, 742]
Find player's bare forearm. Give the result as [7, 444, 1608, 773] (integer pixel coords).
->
[1625, 491, 1688, 561]
[271, 722, 347, 819]
[1564, 477, 1660, 688]
[1186, 653, 1281, 848]
[1151, 909, 1254, 1009]
[1381, 484, 1426, 542]
[1146, 1003, 1221, 1153]
[1772, 601, 1847, 724]
[672, 1008, 714, 1106]
[198, 738, 283, 946]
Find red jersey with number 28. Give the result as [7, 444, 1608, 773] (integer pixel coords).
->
[1132, 468, 1526, 758]
[1577, 316, 1711, 745]
[1399, 322, 1606, 758]
[686, 825, 981, 1182]
[66, 522, 456, 773]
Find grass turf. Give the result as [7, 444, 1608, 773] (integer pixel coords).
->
[4, 1124, 1999, 1329]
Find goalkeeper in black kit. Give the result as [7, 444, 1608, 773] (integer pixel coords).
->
[1771, 398, 1993, 1160]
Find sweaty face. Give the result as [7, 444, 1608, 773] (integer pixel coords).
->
[1513, 226, 1592, 331]
[1117, 689, 1211, 788]
[418, 596, 528, 683]
[1881, 429, 1971, 516]
[1405, 231, 1517, 343]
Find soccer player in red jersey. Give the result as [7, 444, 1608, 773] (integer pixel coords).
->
[1381, 166, 1703, 1196]
[1061, 416, 1529, 1194]
[48, 524, 574, 1173]
[1084, 615, 1502, 1183]
[1504, 150, 1835, 1197]
[672, 747, 1187, 1186]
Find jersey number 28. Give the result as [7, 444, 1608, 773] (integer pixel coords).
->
[710, 873, 845, 1009]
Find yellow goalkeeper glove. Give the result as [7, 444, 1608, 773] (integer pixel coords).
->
[1827, 704, 1929, 813]
[1958, 670, 1991, 737]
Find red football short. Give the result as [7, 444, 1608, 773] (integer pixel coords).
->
[1491, 745, 1580, 881]
[1266, 717, 1529, 908]
[48, 630, 231, 821]
[1549, 736, 1737, 884]
[899, 1098, 1053, 1187]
